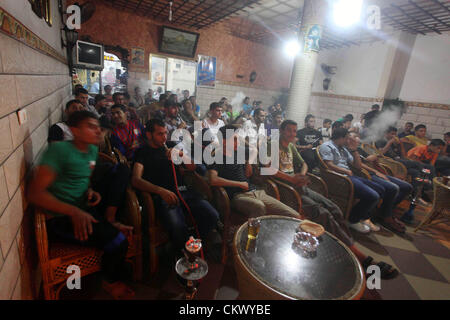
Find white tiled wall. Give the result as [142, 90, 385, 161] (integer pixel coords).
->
[308, 94, 449, 139]
[0, 31, 72, 300]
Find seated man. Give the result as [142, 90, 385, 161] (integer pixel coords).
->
[110, 104, 145, 161]
[164, 101, 187, 137]
[132, 119, 220, 255]
[407, 139, 446, 176]
[48, 99, 83, 142]
[319, 128, 380, 233]
[296, 114, 322, 171]
[76, 88, 100, 117]
[376, 126, 434, 203]
[202, 102, 225, 140]
[272, 120, 398, 278]
[179, 99, 199, 127]
[398, 122, 414, 139]
[27, 111, 134, 299]
[207, 125, 300, 219]
[318, 118, 332, 142]
[401, 124, 428, 147]
[435, 132, 450, 176]
[113, 92, 139, 121]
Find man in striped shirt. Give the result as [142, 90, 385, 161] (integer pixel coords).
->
[110, 104, 145, 161]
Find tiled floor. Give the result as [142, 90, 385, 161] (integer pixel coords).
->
[58, 202, 450, 300]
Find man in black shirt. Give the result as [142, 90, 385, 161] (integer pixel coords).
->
[47, 99, 84, 142]
[296, 114, 322, 171]
[207, 125, 300, 218]
[131, 119, 219, 253]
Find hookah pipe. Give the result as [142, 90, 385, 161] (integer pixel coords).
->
[402, 168, 431, 222]
[164, 143, 205, 261]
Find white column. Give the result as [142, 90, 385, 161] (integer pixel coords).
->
[286, 0, 328, 124]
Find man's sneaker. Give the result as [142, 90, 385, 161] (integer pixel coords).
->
[349, 222, 370, 233]
[362, 219, 380, 232]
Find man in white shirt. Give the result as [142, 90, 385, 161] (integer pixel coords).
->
[237, 107, 266, 146]
[202, 102, 225, 138]
[319, 118, 332, 142]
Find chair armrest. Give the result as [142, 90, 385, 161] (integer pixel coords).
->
[98, 152, 118, 164]
[140, 191, 157, 227]
[270, 179, 303, 217]
[319, 169, 354, 220]
[122, 186, 142, 231]
[35, 208, 49, 264]
[306, 173, 328, 197]
[211, 186, 231, 223]
[183, 170, 213, 202]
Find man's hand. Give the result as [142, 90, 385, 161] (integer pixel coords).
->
[239, 181, 249, 191]
[291, 174, 309, 187]
[346, 169, 353, 176]
[87, 189, 101, 207]
[375, 171, 389, 181]
[178, 121, 187, 129]
[112, 222, 134, 239]
[366, 155, 378, 162]
[160, 189, 179, 206]
[305, 144, 313, 149]
[70, 208, 98, 242]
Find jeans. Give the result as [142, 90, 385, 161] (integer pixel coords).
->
[370, 175, 413, 217]
[154, 190, 219, 253]
[46, 207, 129, 283]
[348, 176, 380, 223]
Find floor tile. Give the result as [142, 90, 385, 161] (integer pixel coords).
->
[409, 233, 450, 259]
[354, 242, 399, 271]
[424, 254, 450, 283]
[404, 274, 450, 300]
[373, 232, 420, 253]
[370, 274, 420, 300]
[385, 246, 447, 283]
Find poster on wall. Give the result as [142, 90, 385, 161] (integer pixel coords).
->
[304, 24, 321, 53]
[131, 47, 145, 66]
[196, 55, 216, 88]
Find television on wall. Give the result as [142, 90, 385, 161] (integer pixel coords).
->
[159, 26, 199, 58]
[73, 40, 104, 70]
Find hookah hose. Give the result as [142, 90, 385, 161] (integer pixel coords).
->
[167, 147, 205, 260]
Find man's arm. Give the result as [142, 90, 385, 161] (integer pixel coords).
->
[207, 169, 248, 190]
[378, 139, 394, 156]
[27, 166, 98, 241]
[324, 160, 353, 176]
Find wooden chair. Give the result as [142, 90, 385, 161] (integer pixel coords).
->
[35, 192, 142, 300]
[414, 177, 450, 232]
[315, 148, 370, 220]
[360, 143, 408, 180]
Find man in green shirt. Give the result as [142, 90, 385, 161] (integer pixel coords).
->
[27, 111, 134, 299]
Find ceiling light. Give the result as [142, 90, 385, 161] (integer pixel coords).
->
[284, 39, 301, 58]
[333, 0, 363, 27]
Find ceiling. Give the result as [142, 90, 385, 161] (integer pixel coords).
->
[105, 0, 450, 49]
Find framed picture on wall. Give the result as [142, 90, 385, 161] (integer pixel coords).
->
[131, 47, 145, 66]
[196, 55, 216, 88]
[159, 26, 199, 58]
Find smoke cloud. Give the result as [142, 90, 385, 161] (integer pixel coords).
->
[362, 106, 403, 143]
[230, 91, 246, 113]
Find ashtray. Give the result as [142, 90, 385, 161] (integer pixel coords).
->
[293, 232, 319, 253]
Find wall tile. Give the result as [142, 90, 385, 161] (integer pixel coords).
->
[416, 115, 437, 124]
[0, 240, 20, 300]
[0, 75, 19, 119]
[0, 116, 14, 165]
[0, 188, 24, 257]
[0, 166, 8, 214]
[0, 34, 23, 74]
[3, 146, 25, 199]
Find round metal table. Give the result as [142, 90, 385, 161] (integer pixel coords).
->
[233, 215, 365, 300]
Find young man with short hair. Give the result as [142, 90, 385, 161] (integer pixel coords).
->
[207, 125, 300, 219]
[132, 119, 220, 254]
[402, 124, 428, 147]
[76, 88, 99, 116]
[48, 99, 84, 142]
[296, 114, 322, 171]
[202, 102, 225, 138]
[110, 104, 145, 161]
[408, 139, 445, 168]
[319, 119, 332, 142]
[104, 85, 114, 106]
[28, 111, 134, 299]
[398, 122, 414, 139]
[164, 101, 187, 137]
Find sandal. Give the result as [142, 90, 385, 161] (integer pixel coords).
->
[102, 281, 135, 300]
[362, 256, 399, 280]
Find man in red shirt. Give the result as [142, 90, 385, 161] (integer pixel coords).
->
[110, 104, 145, 161]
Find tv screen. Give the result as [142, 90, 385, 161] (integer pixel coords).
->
[74, 40, 104, 70]
[159, 26, 199, 58]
